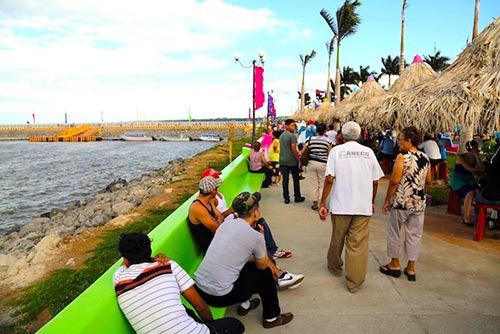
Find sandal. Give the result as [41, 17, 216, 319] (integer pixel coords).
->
[404, 268, 416, 281]
[379, 264, 401, 278]
[311, 205, 319, 211]
[463, 219, 474, 227]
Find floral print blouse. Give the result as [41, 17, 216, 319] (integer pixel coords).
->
[391, 150, 430, 211]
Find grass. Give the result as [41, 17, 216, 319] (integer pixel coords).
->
[2, 133, 255, 334]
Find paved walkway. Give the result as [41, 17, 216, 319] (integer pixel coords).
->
[225, 176, 500, 333]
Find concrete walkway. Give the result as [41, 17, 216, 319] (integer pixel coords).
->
[225, 176, 500, 333]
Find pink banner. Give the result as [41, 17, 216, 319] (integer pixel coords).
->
[32, 113, 36, 124]
[253, 66, 264, 110]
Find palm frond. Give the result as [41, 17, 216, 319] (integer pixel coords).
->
[320, 9, 338, 36]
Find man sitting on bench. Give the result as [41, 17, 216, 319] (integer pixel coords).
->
[114, 232, 245, 334]
[195, 192, 295, 329]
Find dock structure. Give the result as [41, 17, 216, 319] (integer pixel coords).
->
[29, 125, 103, 142]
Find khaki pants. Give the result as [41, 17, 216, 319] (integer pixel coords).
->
[327, 214, 371, 291]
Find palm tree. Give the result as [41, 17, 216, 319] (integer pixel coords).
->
[325, 37, 336, 102]
[380, 55, 400, 88]
[300, 50, 317, 113]
[472, 0, 480, 41]
[354, 65, 377, 85]
[399, 0, 408, 75]
[320, 0, 362, 106]
[424, 50, 450, 73]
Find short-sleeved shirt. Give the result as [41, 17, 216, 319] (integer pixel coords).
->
[195, 218, 266, 296]
[325, 141, 384, 216]
[113, 260, 209, 334]
[279, 130, 298, 166]
[418, 140, 442, 160]
[391, 151, 430, 211]
[307, 135, 331, 163]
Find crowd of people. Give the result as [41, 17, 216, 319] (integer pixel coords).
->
[112, 119, 499, 333]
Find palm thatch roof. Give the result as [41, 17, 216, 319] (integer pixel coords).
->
[333, 76, 387, 123]
[389, 55, 438, 94]
[376, 17, 500, 133]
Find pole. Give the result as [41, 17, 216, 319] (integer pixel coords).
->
[252, 60, 256, 146]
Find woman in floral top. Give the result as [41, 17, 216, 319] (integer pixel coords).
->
[379, 127, 431, 282]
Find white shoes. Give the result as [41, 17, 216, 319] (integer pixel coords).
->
[277, 271, 304, 289]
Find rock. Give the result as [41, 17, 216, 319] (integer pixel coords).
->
[31, 234, 62, 264]
[149, 186, 166, 197]
[65, 258, 76, 266]
[18, 217, 50, 238]
[104, 178, 128, 192]
[113, 201, 135, 216]
[107, 214, 135, 227]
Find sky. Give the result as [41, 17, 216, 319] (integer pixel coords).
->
[0, 0, 499, 125]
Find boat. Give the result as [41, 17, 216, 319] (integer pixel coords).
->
[159, 135, 192, 142]
[119, 131, 153, 142]
[199, 133, 223, 142]
[36, 147, 264, 334]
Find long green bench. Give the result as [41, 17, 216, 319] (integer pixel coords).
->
[37, 148, 263, 334]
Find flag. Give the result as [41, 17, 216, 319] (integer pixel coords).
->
[188, 107, 192, 122]
[248, 107, 251, 121]
[253, 65, 264, 110]
[32, 113, 35, 124]
[267, 93, 276, 121]
[65, 111, 67, 124]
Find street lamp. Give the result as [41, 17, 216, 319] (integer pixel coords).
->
[234, 50, 265, 145]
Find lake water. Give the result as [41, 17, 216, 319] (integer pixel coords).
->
[0, 140, 216, 236]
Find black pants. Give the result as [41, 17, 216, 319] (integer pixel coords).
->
[280, 164, 301, 200]
[250, 167, 273, 187]
[186, 307, 245, 334]
[196, 263, 281, 320]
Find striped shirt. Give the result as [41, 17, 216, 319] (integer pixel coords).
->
[113, 260, 209, 334]
[307, 136, 331, 163]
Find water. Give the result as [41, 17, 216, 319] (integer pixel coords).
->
[0, 140, 216, 236]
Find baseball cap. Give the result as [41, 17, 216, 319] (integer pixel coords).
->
[199, 176, 222, 194]
[201, 168, 221, 179]
[232, 192, 261, 217]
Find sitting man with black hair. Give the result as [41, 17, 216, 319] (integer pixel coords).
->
[114, 232, 245, 334]
[195, 192, 296, 329]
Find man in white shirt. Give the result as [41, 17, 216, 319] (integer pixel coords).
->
[319, 122, 384, 293]
[114, 233, 244, 334]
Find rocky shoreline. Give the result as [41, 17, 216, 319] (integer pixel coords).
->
[0, 158, 186, 289]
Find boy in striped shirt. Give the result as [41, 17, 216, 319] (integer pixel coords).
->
[114, 232, 244, 334]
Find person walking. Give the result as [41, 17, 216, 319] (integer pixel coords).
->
[379, 127, 431, 282]
[319, 121, 384, 293]
[302, 123, 332, 211]
[279, 119, 305, 204]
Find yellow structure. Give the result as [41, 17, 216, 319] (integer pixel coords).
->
[29, 125, 102, 142]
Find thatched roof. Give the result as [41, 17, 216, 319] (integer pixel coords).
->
[333, 76, 387, 123]
[389, 55, 438, 94]
[376, 17, 500, 132]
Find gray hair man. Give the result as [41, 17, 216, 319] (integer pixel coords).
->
[319, 121, 384, 293]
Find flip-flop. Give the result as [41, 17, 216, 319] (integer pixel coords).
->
[404, 268, 416, 281]
[379, 264, 401, 278]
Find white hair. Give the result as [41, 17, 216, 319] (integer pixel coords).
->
[342, 121, 361, 140]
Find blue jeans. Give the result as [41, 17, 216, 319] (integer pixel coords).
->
[280, 164, 301, 200]
[257, 218, 278, 260]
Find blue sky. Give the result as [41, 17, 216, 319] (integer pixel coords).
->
[0, 0, 498, 125]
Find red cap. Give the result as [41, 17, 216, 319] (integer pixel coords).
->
[308, 120, 315, 125]
[201, 168, 221, 179]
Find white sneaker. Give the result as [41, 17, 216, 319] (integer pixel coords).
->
[277, 271, 304, 289]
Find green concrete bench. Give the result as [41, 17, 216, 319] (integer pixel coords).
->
[37, 149, 263, 334]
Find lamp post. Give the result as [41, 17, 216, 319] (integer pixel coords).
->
[234, 50, 265, 146]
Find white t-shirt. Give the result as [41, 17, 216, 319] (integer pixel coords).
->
[418, 140, 442, 160]
[113, 260, 209, 334]
[195, 218, 266, 296]
[216, 192, 234, 220]
[326, 130, 337, 145]
[325, 141, 384, 216]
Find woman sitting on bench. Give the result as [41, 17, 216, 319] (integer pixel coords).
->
[477, 146, 500, 229]
[449, 140, 484, 227]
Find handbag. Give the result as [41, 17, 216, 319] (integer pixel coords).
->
[300, 139, 311, 166]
